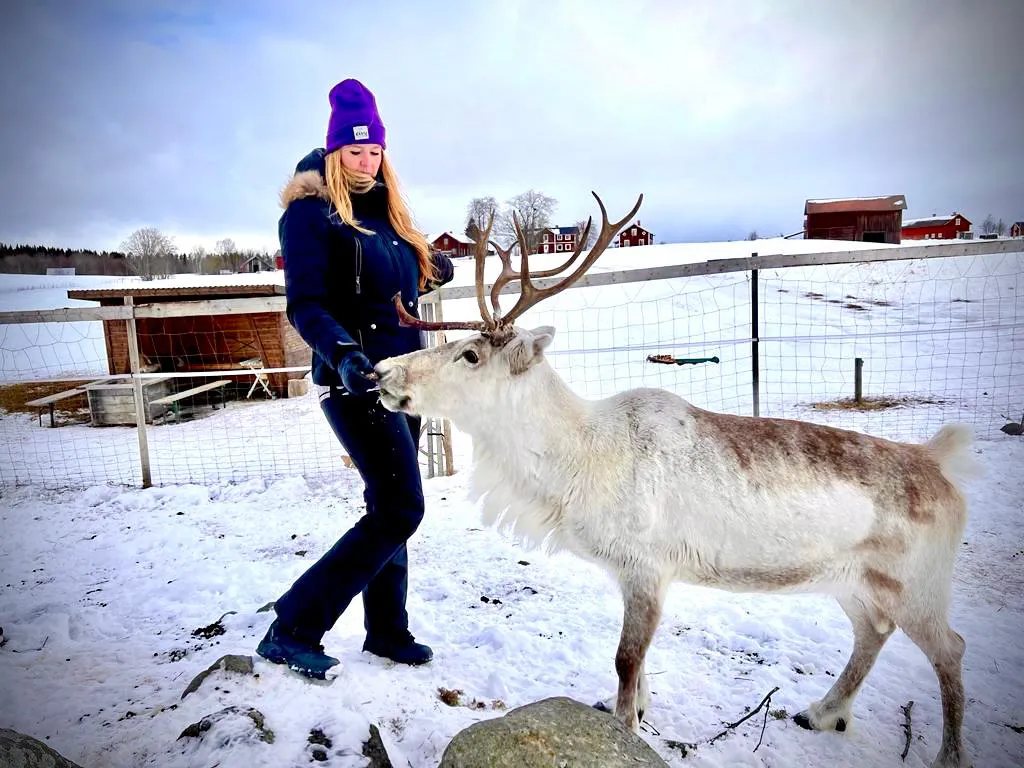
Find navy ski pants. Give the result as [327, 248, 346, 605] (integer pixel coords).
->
[273, 388, 424, 642]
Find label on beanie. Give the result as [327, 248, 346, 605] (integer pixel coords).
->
[353, 125, 369, 140]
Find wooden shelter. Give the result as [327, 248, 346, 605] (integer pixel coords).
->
[804, 195, 907, 244]
[67, 276, 308, 399]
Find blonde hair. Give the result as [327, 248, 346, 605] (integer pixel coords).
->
[324, 150, 436, 290]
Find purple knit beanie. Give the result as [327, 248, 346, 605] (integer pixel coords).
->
[325, 78, 386, 152]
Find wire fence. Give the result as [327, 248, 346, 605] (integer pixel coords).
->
[1, 239, 1021, 489]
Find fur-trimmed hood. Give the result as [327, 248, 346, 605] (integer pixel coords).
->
[279, 148, 329, 209]
[280, 170, 328, 209]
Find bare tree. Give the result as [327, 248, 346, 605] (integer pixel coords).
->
[215, 237, 245, 272]
[465, 196, 498, 243]
[574, 219, 599, 249]
[980, 214, 998, 235]
[185, 245, 207, 274]
[496, 189, 557, 253]
[996, 218, 1006, 236]
[747, 230, 759, 241]
[120, 227, 176, 280]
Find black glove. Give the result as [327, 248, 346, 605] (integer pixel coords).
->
[337, 350, 378, 396]
[422, 252, 455, 294]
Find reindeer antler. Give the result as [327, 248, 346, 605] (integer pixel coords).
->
[393, 191, 643, 340]
[393, 208, 498, 333]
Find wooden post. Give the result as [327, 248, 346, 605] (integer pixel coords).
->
[420, 299, 440, 479]
[418, 294, 455, 478]
[855, 357, 864, 404]
[125, 297, 153, 488]
[750, 261, 760, 418]
[433, 293, 454, 476]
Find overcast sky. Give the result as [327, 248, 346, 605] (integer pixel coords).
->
[1, 0, 1022, 253]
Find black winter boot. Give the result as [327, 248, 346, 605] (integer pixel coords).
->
[362, 629, 433, 666]
[256, 619, 340, 679]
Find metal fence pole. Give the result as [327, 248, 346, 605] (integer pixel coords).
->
[750, 261, 760, 418]
[125, 296, 153, 488]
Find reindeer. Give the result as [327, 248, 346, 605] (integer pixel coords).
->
[374, 194, 977, 768]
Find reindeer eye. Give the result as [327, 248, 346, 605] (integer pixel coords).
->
[460, 349, 479, 365]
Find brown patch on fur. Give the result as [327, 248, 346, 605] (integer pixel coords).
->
[688, 407, 953, 525]
[279, 170, 328, 208]
[714, 565, 814, 589]
[854, 534, 907, 556]
[864, 568, 903, 594]
[899, 447, 952, 523]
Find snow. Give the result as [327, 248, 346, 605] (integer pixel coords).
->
[1, 241, 1023, 767]
[806, 196, 906, 205]
[0, 441, 1022, 767]
[902, 215, 957, 228]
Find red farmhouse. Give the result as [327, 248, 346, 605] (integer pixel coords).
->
[902, 213, 972, 240]
[430, 232, 474, 258]
[538, 226, 580, 255]
[616, 220, 654, 248]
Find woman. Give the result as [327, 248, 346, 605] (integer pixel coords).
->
[257, 78, 454, 679]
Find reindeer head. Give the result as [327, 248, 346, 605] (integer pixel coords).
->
[375, 191, 643, 421]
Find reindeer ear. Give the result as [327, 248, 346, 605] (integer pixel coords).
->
[506, 326, 556, 375]
[530, 326, 556, 351]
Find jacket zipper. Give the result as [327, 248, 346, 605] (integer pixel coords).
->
[354, 237, 363, 295]
[355, 238, 364, 350]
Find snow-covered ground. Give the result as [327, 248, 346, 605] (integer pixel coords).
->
[0, 437, 1021, 767]
[1, 238, 1022, 767]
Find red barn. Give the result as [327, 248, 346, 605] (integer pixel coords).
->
[615, 220, 654, 248]
[1011, 222, 1024, 238]
[804, 195, 907, 244]
[429, 232, 475, 258]
[901, 213, 972, 240]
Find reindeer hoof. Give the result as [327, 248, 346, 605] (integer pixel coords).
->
[794, 709, 849, 732]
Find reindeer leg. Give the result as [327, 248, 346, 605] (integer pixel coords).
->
[795, 595, 893, 733]
[897, 615, 969, 768]
[593, 657, 651, 720]
[607, 572, 664, 732]
[637, 661, 651, 721]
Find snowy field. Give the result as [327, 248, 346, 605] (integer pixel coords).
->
[0, 440, 1022, 768]
[0, 239, 1022, 767]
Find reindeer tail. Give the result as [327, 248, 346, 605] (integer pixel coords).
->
[926, 423, 983, 489]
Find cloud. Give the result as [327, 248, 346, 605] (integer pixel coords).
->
[0, 0, 1021, 251]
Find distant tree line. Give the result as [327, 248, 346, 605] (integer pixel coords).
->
[0, 242, 131, 275]
[1, 228, 276, 279]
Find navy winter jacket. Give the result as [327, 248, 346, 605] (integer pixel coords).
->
[278, 148, 454, 388]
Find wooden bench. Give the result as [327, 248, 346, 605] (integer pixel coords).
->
[25, 388, 87, 427]
[150, 379, 232, 420]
